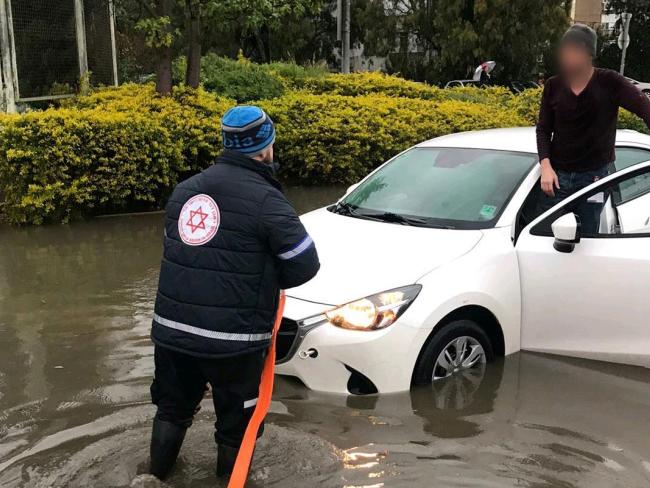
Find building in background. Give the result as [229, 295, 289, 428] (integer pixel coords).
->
[570, 0, 603, 27]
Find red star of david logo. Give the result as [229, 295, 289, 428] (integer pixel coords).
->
[186, 206, 209, 234]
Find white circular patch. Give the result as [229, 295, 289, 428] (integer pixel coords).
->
[178, 194, 220, 246]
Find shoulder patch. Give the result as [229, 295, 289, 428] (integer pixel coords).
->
[178, 194, 221, 246]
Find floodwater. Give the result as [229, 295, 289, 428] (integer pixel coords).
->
[1, 186, 650, 488]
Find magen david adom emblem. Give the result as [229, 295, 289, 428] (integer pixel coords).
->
[178, 194, 221, 246]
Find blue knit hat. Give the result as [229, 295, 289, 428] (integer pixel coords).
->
[221, 105, 276, 157]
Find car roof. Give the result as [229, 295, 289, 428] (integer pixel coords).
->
[418, 127, 650, 153]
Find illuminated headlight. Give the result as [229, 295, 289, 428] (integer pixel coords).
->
[325, 285, 422, 331]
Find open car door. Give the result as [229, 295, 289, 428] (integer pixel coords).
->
[515, 161, 650, 368]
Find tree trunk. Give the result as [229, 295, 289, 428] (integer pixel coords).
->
[155, 0, 173, 95]
[261, 24, 271, 63]
[185, 0, 201, 88]
[254, 30, 267, 63]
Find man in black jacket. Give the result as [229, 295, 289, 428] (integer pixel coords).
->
[536, 24, 650, 234]
[148, 105, 320, 480]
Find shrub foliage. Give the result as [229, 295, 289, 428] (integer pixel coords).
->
[0, 72, 647, 225]
[0, 85, 233, 224]
[259, 93, 527, 184]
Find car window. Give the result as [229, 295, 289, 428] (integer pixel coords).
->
[532, 165, 650, 237]
[613, 148, 650, 203]
[341, 147, 537, 229]
[614, 171, 650, 205]
[614, 147, 650, 171]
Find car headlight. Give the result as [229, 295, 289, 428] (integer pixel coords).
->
[325, 285, 421, 331]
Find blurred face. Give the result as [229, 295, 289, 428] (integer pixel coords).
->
[558, 42, 592, 78]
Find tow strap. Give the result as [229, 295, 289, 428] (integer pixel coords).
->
[227, 291, 286, 488]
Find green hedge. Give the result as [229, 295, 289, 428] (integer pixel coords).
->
[172, 54, 330, 102]
[0, 74, 648, 225]
[0, 85, 233, 224]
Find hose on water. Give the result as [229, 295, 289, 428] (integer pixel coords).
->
[227, 291, 286, 488]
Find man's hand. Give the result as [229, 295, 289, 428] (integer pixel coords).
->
[540, 159, 560, 196]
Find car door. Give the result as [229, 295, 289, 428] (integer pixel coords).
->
[515, 161, 650, 368]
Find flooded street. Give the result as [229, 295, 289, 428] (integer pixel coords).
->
[1, 186, 650, 488]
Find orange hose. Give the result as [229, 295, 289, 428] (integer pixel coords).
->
[227, 291, 286, 488]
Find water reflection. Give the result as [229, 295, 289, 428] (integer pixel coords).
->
[1, 186, 650, 487]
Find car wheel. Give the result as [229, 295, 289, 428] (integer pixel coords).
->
[644, 90, 650, 101]
[413, 319, 494, 386]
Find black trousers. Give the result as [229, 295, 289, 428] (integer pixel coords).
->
[150, 345, 266, 448]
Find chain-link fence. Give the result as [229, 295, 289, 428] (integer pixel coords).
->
[85, 0, 117, 87]
[9, 0, 79, 99]
[0, 0, 117, 108]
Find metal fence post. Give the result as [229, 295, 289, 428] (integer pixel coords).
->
[109, 0, 118, 85]
[74, 0, 89, 79]
[618, 13, 632, 76]
[0, 0, 16, 112]
[5, 0, 18, 100]
[341, 0, 350, 74]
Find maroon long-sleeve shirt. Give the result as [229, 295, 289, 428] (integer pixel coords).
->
[536, 68, 650, 172]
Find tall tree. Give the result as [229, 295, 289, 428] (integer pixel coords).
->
[203, 0, 323, 63]
[116, 0, 324, 93]
[358, 0, 570, 82]
[185, 0, 202, 87]
[116, 0, 178, 93]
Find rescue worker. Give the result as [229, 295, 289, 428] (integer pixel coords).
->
[148, 105, 320, 480]
[537, 24, 650, 234]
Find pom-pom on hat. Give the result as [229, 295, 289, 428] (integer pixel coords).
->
[221, 105, 276, 157]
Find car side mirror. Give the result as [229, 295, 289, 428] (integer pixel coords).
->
[346, 182, 360, 195]
[552, 213, 581, 253]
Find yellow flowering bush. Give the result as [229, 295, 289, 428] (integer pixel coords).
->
[260, 93, 527, 184]
[0, 84, 233, 224]
[300, 72, 518, 106]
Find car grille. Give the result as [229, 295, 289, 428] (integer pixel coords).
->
[276, 317, 299, 363]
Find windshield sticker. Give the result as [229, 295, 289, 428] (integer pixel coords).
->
[479, 205, 497, 220]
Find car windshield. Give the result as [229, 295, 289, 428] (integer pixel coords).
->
[338, 147, 537, 229]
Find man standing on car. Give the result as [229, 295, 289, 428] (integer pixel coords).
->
[148, 105, 320, 480]
[537, 24, 650, 233]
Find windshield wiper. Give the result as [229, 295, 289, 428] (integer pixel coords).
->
[332, 205, 447, 228]
[369, 212, 430, 226]
[332, 201, 358, 216]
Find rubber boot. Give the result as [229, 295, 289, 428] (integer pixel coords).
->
[216, 444, 240, 478]
[149, 418, 187, 480]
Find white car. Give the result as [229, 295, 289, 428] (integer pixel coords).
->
[626, 77, 650, 99]
[276, 127, 650, 394]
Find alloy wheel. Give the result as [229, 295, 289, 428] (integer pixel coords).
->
[432, 336, 486, 381]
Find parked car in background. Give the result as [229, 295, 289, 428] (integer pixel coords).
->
[444, 80, 540, 93]
[626, 77, 650, 99]
[444, 79, 488, 89]
[276, 128, 650, 395]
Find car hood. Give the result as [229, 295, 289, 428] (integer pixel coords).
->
[288, 208, 483, 306]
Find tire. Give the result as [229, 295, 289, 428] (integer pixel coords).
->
[643, 90, 650, 101]
[412, 319, 494, 386]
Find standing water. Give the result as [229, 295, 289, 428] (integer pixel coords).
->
[1, 186, 650, 487]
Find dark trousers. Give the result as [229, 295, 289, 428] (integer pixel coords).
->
[151, 345, 266, 448]
[536, 165, 609, 236]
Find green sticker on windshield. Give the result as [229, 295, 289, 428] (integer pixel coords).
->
[479, 205, 497, 220]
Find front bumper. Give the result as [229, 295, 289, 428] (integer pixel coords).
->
[275, 296, 426, 394]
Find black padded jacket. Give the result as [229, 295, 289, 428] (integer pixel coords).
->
[151, 150, 320, 358]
